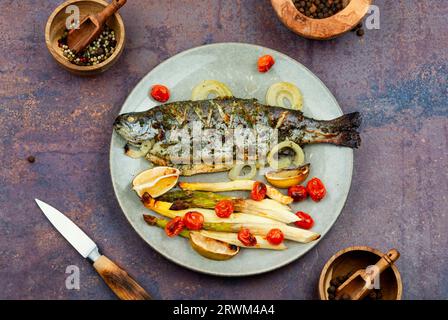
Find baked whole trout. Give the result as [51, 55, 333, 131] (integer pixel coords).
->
[114, 97, 361, 175]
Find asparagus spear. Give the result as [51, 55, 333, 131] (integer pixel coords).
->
[202, 222, 319, 243]
[198, 230, 287, 250]
[142, 193, 285, 225]
[145, 199, 320, 243]
[143, 214, 190, 238]
[178, 180, 293, 205]
[143, 214, 287, 250]
[158, 190, 298, 224]
[158, 190, 229, 210]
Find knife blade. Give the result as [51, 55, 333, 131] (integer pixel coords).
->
[35, 199, 151, 300]
[35, 199, 99, 260]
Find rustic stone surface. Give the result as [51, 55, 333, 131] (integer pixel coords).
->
[0, 0, 446, 299]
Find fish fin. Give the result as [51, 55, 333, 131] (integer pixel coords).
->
[146, 154, 169, 166]
[324, 112, 361, 148]
[334, 130, 361, 148]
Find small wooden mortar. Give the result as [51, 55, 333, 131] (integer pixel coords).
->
[335, 249, 400, 300]
[45, 0, 126, 76]
[318, 246, 403, 300]
[271, 0, 372, 40]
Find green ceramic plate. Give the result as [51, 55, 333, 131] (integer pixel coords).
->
[110, 43, 353, 276]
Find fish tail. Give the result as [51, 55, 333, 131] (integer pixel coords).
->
[328, 112, 362, 131]
[325, 112, 361, 148]
[300, 112, 362, 148]
[331, 129, 361, 148]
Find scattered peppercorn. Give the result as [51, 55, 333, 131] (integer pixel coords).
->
[356, 28, 365, 37]
[293, 0, 351, 19]
[351, 21, 365, 37]
[58, 25, 117, 66]
[27, 156, 35, 163]
[351, 22, 363, 32]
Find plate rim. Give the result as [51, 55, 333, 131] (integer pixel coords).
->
[109, 42, 354, 277]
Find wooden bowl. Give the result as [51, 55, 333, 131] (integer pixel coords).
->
[271, 0, 372, 40]
[318, 246, 403, 300]
[45, 0, 125, 76]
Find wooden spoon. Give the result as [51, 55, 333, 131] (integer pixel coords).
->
[67, 0, 127, 53]
[335, 249, 400, 300]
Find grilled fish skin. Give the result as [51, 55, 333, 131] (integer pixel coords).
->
[114, 97, 361, 175]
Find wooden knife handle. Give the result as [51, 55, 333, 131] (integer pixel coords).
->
[93, 255, 151, 300]
[96, 0, 127, 25]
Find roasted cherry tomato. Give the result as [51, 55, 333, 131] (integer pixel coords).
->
[150, 84, 170, 103]
[238, 228, 257, 246]
[251, 181, 267, 201]
[294, 211, 314, 230]
[215, 200, 234, 218]
[266, 228, 284, 245]
[258, 54, 275, 73]
[183, 211, 204, 230]
[288, 185, 308, 202]
[306, 177, 326, 202]
[164, 216, 185, 237]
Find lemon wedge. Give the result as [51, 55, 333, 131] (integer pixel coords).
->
[189, 232, 240, 261]
[132, 167, 180, 198]
[265, 164, 310, 189]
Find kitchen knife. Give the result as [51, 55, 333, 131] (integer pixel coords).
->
[35, 199, 151, 300]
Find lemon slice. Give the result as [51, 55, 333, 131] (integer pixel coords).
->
[132, 167, 180, 198]
[266, 82, 303, 110]
[191, 80, 233, 100]
[267, 140, 305, 170]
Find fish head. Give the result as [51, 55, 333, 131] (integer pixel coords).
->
[113, 112, 156, 145]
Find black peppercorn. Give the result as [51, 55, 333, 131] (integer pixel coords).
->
[294, 0, 350, 19]
[27, 156, 35, 163]
[327, 286, 336, 294]
[329, 271, 383, 301]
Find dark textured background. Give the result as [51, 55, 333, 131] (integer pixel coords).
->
[0, 0, 447, 300]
